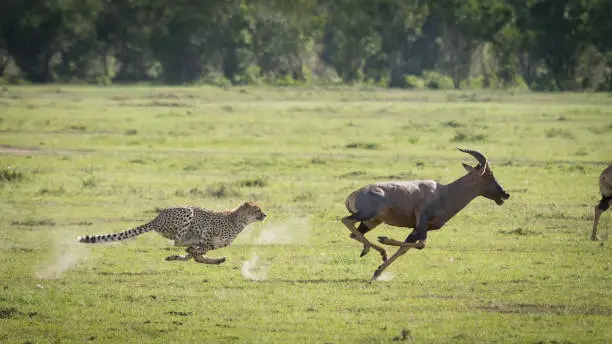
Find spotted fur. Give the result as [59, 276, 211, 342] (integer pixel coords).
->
[78, 202, 266, 264]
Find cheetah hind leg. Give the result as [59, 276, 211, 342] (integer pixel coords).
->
[194, 256, 226, 265]
[165, 245, 198, 261]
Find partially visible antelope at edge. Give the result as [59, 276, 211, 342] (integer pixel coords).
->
[592, 164, 612, 241]
[341, 148, 510, 282]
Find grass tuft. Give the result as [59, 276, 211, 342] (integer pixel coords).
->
[0, 307, 20, 319]
[499, 227, 541, 236]
[545, 128, 574, 139]
[37, 186, 66, 195]
[451, 131, 487, 142]
[206, 184, 239, 198]
[0, 166, 24, 182]
[344, 142, 380, 150]
[238, 177, 268, 188]
[82, 176, 97, 188]
[442, 120, 464, 128]
[68, 124, 86, 131]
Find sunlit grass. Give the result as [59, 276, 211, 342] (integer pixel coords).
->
[0, 86, 611, 343]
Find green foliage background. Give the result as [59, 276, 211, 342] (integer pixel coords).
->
[1, 0, 612, 90]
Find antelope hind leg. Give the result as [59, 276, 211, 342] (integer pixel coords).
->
[342, 216, 387, 261]
[592, 206, 602, 241]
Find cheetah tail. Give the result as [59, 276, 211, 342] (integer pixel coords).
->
[78, 222, 153, 244]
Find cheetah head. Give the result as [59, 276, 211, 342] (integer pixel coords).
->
[240, 202, 267, 222]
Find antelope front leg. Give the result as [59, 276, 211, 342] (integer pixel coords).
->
[378, 236, 426, 249]
[370, 246, 411, 283]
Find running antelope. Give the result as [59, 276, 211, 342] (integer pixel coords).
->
[341, 148, 510, 282]
[592, 165, 612, 241]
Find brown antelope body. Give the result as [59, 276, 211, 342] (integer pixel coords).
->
[592, 165, 612, 241]
[341, 148, 510, 282]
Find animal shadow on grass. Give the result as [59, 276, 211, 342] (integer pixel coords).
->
[257, 278, 368, 284]
[0, 307, 37, 319]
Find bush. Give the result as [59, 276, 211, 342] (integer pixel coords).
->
[274, 74, 302, 87]
[0, 75, 29, 85]
[199, 72, 232, 88]
[234, 65, 264, 85]
[421, 70, 454, 90]
[404, 75, 426, 89]
[460, 76, 484, 89]
[314, 67, 342, 85]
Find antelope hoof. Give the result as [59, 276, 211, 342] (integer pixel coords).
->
[360, 245, 371, 257]
[377, 236, 389, 245]
[414, 241, 426, 250]
[379, 249, 388, 262]
[370, 267, 383, 282]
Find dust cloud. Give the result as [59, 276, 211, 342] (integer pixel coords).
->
[253, 218, 310, 245]
[240, 253, 270, 281]
[35, 234, 90, 279]
[375, 271, 395, 282]
[240, 218, 309, 281]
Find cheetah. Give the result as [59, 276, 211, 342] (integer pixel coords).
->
[78, 202, 266, 264]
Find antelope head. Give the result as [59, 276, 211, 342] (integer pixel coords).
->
[459, 148, 510, 205]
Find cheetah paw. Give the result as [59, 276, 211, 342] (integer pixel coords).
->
[165, 255, 189, 261]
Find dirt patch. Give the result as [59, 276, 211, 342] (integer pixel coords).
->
[11, 219, 56, 227]
[167, 311, 192, 316]
[0, 144, 39, 156]
[477, 302, 612, 316]
[0, 144, 94, 156]
[499, 227, 541, 236]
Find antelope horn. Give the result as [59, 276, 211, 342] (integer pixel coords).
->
[457, 148, 487, 166]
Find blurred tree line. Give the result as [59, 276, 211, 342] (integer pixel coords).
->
[0, 0, 610, 90]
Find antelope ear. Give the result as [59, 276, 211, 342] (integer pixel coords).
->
[462, 163, 475, 173]
[479, 162, 489, 175]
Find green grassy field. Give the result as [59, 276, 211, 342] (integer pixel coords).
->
[0, 86, 611, 343]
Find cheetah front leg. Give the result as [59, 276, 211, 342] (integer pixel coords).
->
[164, 245, 204, 262]
[187, 245, 227, 265]
[164, 253, 192, 261]
[166, 245, 226, 264]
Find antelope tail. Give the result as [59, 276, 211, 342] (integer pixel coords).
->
[345, 190, 360, 214]
[78, 222, 154, 243]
